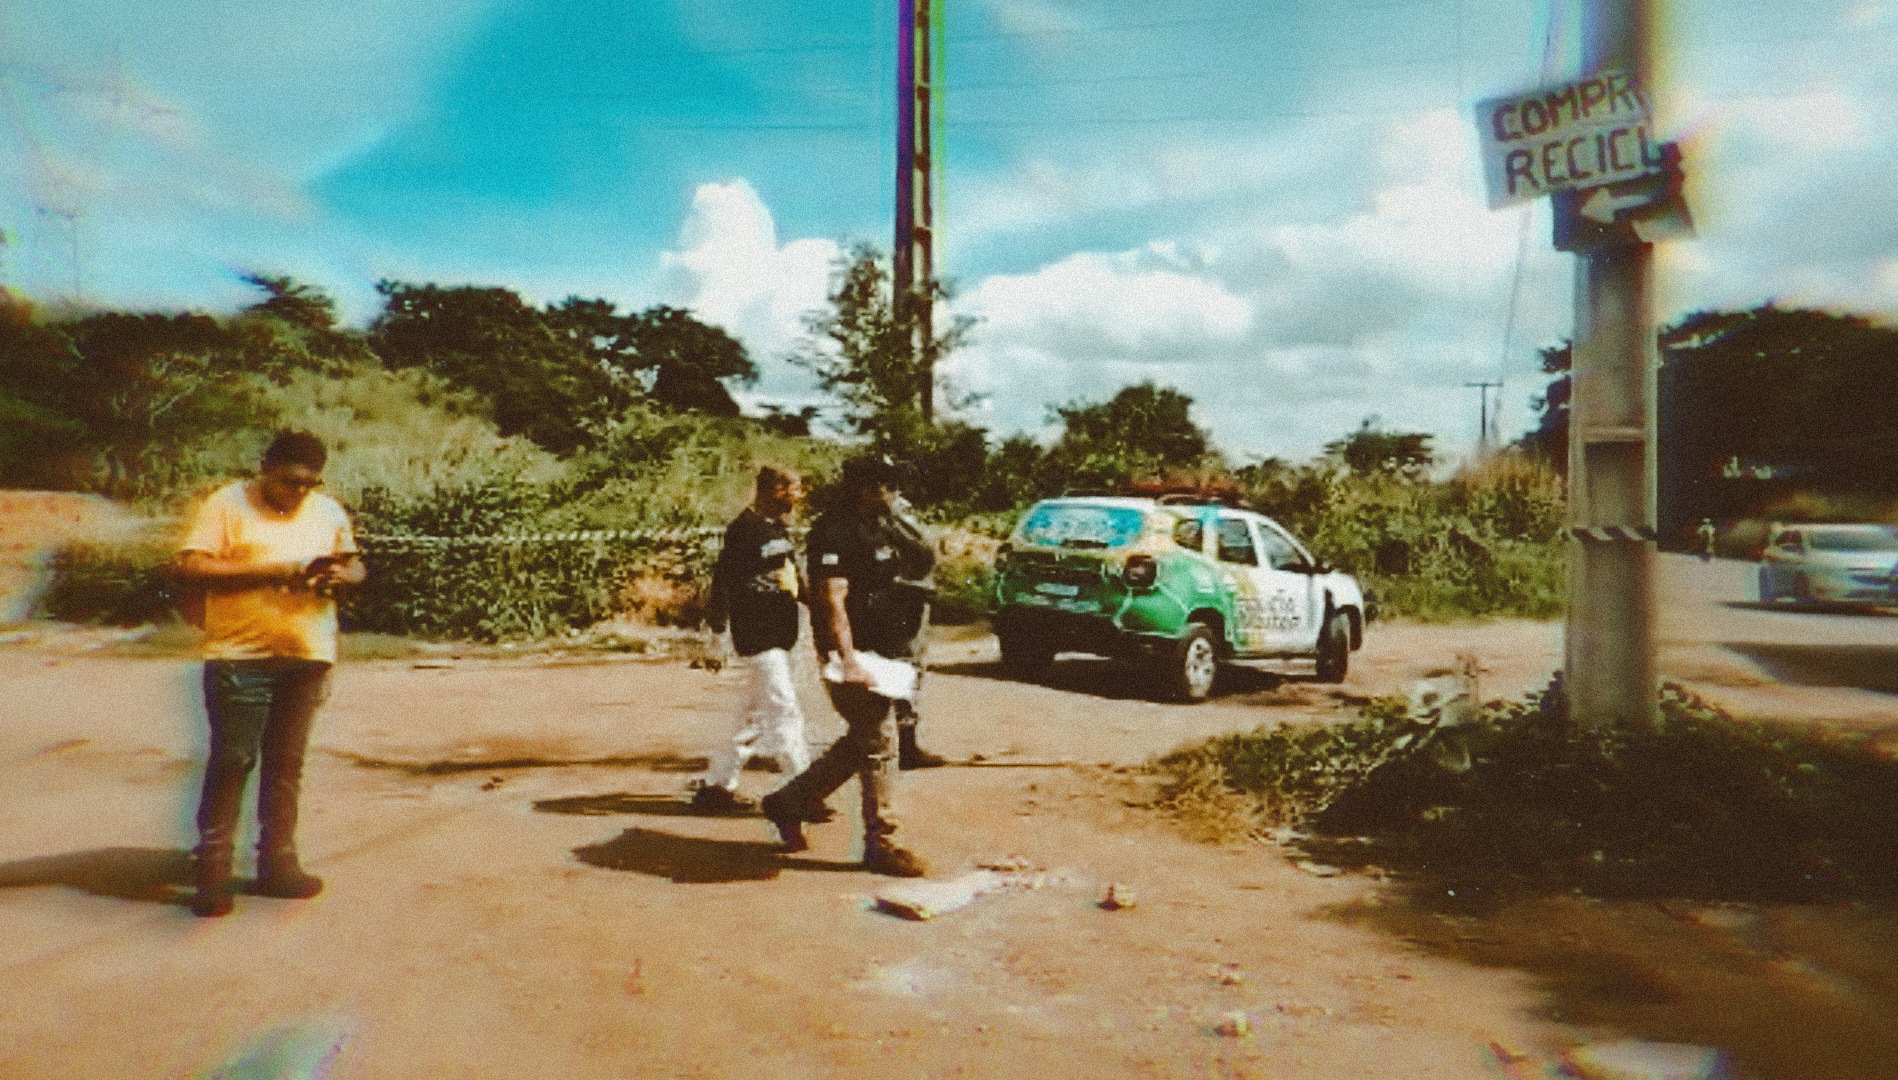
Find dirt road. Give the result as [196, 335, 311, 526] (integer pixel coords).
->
[0, 555, 1890, 1078]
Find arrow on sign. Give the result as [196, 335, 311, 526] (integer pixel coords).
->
[1580, 186, 1654, 223]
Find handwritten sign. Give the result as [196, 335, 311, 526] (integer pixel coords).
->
[1477, 71, 1664, 209]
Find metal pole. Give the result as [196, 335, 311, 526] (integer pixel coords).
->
[1566, 0, 1657, 731]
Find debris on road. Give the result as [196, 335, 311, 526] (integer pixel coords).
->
[1211, 1011, 1252, 1038]
[1098, 883, 1137, 910]
[1563, 1039, 1733, 1080]
[875, 870, 1007, 921]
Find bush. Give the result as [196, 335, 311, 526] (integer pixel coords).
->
[39, 534, 181, 627]
[344, 473, 710, 642]
[1242, 453, 1567, 620]
[1147, 680, 1898, 902]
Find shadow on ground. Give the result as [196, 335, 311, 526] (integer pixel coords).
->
[572, 827, 858, 883]
[332, 750, 709, 775]
[1723, 643, 1898, 694]
[1321, 880, 1898, 1080]
[534, 792, 757, 818]
[931, 656, 1296, 702]
[0, 846, 192, 905]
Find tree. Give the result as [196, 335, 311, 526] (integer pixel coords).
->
[1324, 418, 1435, 480]
[627, 305, 754, 417]
[1517, 341, 1571, 474]
[370, 282, 619, 454]
[793, 243, 982, 509]
[0, 297, 268, 495]
[0, 291, 90, 488]
[241, 273, 340, 333]
[1043, 382, 1215, 490]
[792, 243, 972, 443]
[1658, 305, 1898, 531]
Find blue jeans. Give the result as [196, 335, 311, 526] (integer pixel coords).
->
[194, 659, 331, 871]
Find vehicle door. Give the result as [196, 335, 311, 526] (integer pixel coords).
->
[1212, 514, 1269, 654]
[1252, 518, 1321, 651]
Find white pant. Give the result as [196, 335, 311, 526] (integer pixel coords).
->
[703, 648, 811, 790]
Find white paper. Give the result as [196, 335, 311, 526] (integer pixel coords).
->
[820, 651, 918, 700]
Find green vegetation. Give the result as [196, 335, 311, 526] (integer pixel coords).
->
[7, 250, 1565, 637]
[1149, 682, 1898, 902]
[1240, 450, 1568, 621]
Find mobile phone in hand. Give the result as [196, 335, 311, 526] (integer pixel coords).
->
[304, 555, 344, 578]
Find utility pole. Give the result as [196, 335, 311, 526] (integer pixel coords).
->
[1566, 0, 1657, 731]
[893, 0, 937, 423]
[1465, 380, 1503, 453]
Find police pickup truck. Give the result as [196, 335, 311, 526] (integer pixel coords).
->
[992, 496, 1369, 701]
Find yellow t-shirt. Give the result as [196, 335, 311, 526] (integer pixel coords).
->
[179, 481, 359, 663]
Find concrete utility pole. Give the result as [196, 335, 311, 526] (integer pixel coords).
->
[1566, 0, 1658, 731]
[893, 0, 937, 423]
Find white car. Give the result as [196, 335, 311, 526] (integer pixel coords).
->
[1758, 524, 1898, 607]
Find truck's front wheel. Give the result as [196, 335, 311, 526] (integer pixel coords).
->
[1314, 610, 1351, 683]
[1163, 623, 1219, 703]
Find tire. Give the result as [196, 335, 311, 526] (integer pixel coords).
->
[1792, 573, 1812, 602]
[997, 628, 1056, 681]
[1314, 609, 1351, 683]
[1162, 623, 1220, 703]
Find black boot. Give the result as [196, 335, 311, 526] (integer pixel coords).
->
[190, 845, 235, 917]
[255, 849, 324, 899]
[896, 721, 948, 770]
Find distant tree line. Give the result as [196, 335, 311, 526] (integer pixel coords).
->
[1517, 305, 1898, 537]
[0, 274, 758, 495]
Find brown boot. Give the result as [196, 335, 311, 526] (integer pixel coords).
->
[255, 851, 323, 899]
[863, 841, 928, 878]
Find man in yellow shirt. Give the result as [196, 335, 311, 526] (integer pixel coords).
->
[173, 431, 365, 917]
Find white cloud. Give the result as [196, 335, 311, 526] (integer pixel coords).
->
[944, 106, 1572, 458]
[963, 247, 1252, 360]
[658, 180, 842, 405]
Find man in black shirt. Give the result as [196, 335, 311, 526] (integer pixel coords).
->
[688, 467, 812, 814]
[760, 457, 933, 877]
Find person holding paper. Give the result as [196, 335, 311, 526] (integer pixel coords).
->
[760, 456, 933, 877]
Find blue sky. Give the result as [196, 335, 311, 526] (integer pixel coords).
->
[3, 0, 1896, 460]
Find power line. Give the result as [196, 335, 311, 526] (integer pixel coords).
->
[942, 0, 1457, 45]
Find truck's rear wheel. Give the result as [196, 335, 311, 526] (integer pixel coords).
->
[1163, 623, 1219, 703]
[1314, 610, 1351, 683]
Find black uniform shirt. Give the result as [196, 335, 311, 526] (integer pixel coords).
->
[709, 508, 802, 658]
[806, 506, 934, 659]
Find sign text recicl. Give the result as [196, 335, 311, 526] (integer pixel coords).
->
[1477, 71, 1664, 209]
